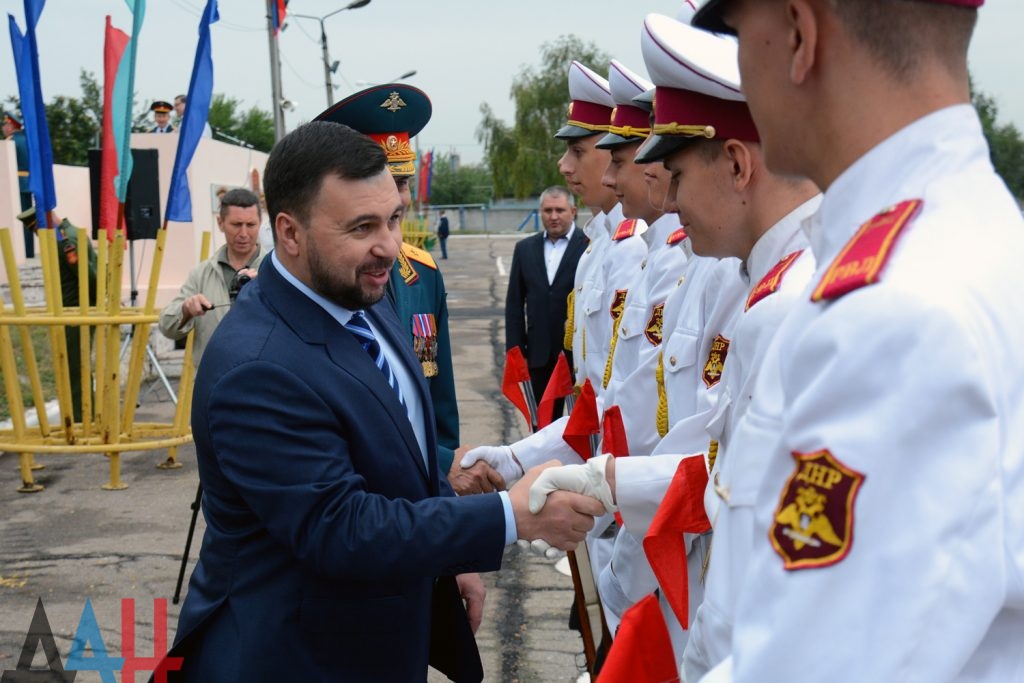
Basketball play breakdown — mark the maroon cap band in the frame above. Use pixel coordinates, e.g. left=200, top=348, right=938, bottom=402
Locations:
left=609, top=104, right=652, bottom=137
left=566, top=99, right=614, bottom=132
left=653, top=86, right=759, bottom=143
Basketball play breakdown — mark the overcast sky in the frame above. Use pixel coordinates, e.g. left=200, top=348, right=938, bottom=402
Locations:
left=3, top=0, right=1021, bottom=166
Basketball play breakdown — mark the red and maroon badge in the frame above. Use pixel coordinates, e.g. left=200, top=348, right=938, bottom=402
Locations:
left=644, top=303, right=665, bottom=346
left=609, top=289, right=628, bottom=322
left=769, top=449, right=865, bottom=570
left=812, top=199, right=922, bottom=302
left=701, top=334, right=730, bottom=388
left=746, top=249, right=804, bottom=311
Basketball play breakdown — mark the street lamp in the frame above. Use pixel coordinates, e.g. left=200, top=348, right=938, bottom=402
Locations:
left=291, top=0, right=373, bottom=109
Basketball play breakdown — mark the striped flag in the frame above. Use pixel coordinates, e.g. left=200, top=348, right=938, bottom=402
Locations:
left=7, top=0, right=57, bottom=228
left=99, top=16, right=129, bottom=241
left=271, top=0, right=287, bottom=34
left=165, top=0, right=219, bottom=223
left=112, top=0, right=146, bottom=207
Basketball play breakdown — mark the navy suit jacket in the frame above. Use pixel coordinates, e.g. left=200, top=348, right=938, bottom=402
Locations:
left=505, top=227, right=588, bottom=368
left=168, top=258, right=506, bottom=682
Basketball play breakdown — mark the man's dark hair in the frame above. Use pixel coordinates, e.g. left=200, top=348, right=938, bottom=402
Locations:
left=832, top=0, right=977, bottom=82
left=175, top=94, right=187, bottom=104
left=219, top=188, right=261, bottom=219
left=263, top=121, right=387, bottom=228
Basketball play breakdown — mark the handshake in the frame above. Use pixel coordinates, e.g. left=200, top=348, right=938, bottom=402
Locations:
left=455, top=446, right=618, bottom=552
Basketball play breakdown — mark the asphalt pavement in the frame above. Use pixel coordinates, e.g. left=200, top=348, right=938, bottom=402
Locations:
left=0, top=234, right=589, bottom=682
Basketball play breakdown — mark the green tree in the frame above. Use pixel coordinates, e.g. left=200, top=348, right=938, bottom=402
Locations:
left=972, top=80, right=1024, bottom=199
left=429, top=153, right=493, bottom=205
left=477, top=35, right=609, bottom=199
left=207, top=94, right=274, bottom=152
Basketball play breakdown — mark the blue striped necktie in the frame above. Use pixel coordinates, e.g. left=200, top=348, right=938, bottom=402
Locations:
left=345, top=311, right=406, bottom=409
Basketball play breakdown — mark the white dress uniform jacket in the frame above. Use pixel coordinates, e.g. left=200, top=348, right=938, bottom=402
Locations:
left=683, top=196, right=820, bottom=681
left=709, top=105, right=1024, bottom=683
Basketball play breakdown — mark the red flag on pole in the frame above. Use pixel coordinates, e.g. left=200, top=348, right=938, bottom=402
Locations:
left=100, top=16, right=129, bottom=241
left=642, top=455, right=711, bottom=629
left=537, top=352, right=573, bottom=429
left=601, top=405, right=630, bottom=457
left=502, top=346, right=537, bottom=431
left=599, top=594, right=679, bottom=683
left=562, top=379, right=599, bottom=461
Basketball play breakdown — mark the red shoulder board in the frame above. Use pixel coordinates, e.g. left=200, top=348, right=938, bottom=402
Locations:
left=811, top=199, right=922, bottom=302
left=666, top=228, right=687, bottom=246
left=769, top=449, right=865, bottom=570
left=745, top=250, right=805, bottom=312
left=613, top=219, right=639, bottom=241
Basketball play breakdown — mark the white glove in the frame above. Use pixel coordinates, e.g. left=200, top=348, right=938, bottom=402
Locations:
left=459, top=445, right=524, bottom=486
left=528, top=453, right=617, bottom=515
left=516, top=538, right=562, bottom=560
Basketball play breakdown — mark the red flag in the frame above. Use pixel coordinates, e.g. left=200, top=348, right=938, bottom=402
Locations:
left=601, top=405, right=630, bottom=457
left=502, top=346, right=536, bottom=431
left=562, top=379, right=599, bottom=461
left=100, top=16, right=129, bottom=241
left=599, top=594, right=679, bottom=683
left=642, top=455, right=711, bottom=629
left=537, top=352, right=573, bottom=429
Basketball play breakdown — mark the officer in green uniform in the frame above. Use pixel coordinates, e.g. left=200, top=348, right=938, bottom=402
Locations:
left=4, top=112, right=33, bottom=256
left=314, top=86, right=465, bottom=477
left=17, top=207, right=98, bottom=421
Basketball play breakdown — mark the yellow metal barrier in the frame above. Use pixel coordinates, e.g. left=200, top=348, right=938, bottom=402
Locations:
left=0, top=225, right=199, bottom=492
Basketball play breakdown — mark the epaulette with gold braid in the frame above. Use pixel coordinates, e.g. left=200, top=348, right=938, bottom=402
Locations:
left=666, top=228, right=687, bottom=246
left=401, top=242, right=438, bottom=270
left=745, top=249, right=804, bottom=311
left=811, top=199, right=921, bottom=302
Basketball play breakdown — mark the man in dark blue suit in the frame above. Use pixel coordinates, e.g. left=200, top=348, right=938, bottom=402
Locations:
left=506, top=186, right=588, bottom=405
left=167, top=122, right=603, bottom=682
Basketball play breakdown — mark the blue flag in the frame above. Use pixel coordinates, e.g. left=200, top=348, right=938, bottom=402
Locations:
left=113, top=0, right=146, bottom=205
left=165, top=0, right=218, bottom=223
left=8, top=0, right=57, bottom=228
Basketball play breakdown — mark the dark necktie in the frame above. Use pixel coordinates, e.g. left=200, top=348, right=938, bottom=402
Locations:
left=345, top=311, right=406, bottom=409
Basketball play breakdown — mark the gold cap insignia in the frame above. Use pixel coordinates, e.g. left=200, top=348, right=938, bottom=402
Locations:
left=380, top=91, right=407, bottom=113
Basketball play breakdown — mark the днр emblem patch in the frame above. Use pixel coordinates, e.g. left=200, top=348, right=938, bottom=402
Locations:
left=702, top=334, right=729, bottom=388
left=644, top=303, right=665, bottom=346
left=769, top=449, right=865, bottom=570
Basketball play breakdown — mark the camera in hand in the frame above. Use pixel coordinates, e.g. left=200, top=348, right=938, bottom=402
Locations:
left=228, top=272, right=252, bottom=303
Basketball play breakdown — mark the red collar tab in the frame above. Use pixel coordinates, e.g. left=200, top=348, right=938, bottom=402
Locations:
left=666, top=227, right=688, bottom=246
left=613, top=218, right=639, bottom=241
left=811, top=199, right=922, bottom=302
left=746, top=249, right=804, bottom=311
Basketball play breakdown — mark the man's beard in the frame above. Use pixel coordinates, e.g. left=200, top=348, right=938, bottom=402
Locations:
left=307, top=239, right=393, bottom=310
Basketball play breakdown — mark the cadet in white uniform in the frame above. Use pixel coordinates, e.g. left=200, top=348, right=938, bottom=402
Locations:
left=686, top=0, right=1024, bottom=681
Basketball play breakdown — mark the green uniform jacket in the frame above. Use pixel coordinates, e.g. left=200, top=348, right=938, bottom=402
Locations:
left=388, top=243, right=459, bottom=474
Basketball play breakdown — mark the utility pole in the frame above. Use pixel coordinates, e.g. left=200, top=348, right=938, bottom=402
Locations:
left=265, top=0, right=285, bottom=141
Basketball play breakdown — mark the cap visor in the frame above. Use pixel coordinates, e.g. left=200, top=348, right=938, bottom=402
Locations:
left=554, top=124, right=603, bottom=140
left=633, top=134, right=690, bottom=164
left=631, top=89, right=655, bottom=113
left=692, top=0, right=737, bottom=35
left=595, top=132, right=642, bottom=149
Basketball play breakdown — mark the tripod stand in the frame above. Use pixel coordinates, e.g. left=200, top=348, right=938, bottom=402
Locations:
left=119, top=239, right=177, bottom=405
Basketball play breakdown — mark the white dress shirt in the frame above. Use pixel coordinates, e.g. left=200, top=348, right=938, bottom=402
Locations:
left=543, top=224, right=576, bottom=284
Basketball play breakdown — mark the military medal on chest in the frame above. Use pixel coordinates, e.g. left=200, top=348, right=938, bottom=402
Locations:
left=412, top=313, right=438, bottom=377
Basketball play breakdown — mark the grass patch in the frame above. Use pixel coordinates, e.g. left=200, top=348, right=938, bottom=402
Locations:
left=0, top=325, right=55, bottom=422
